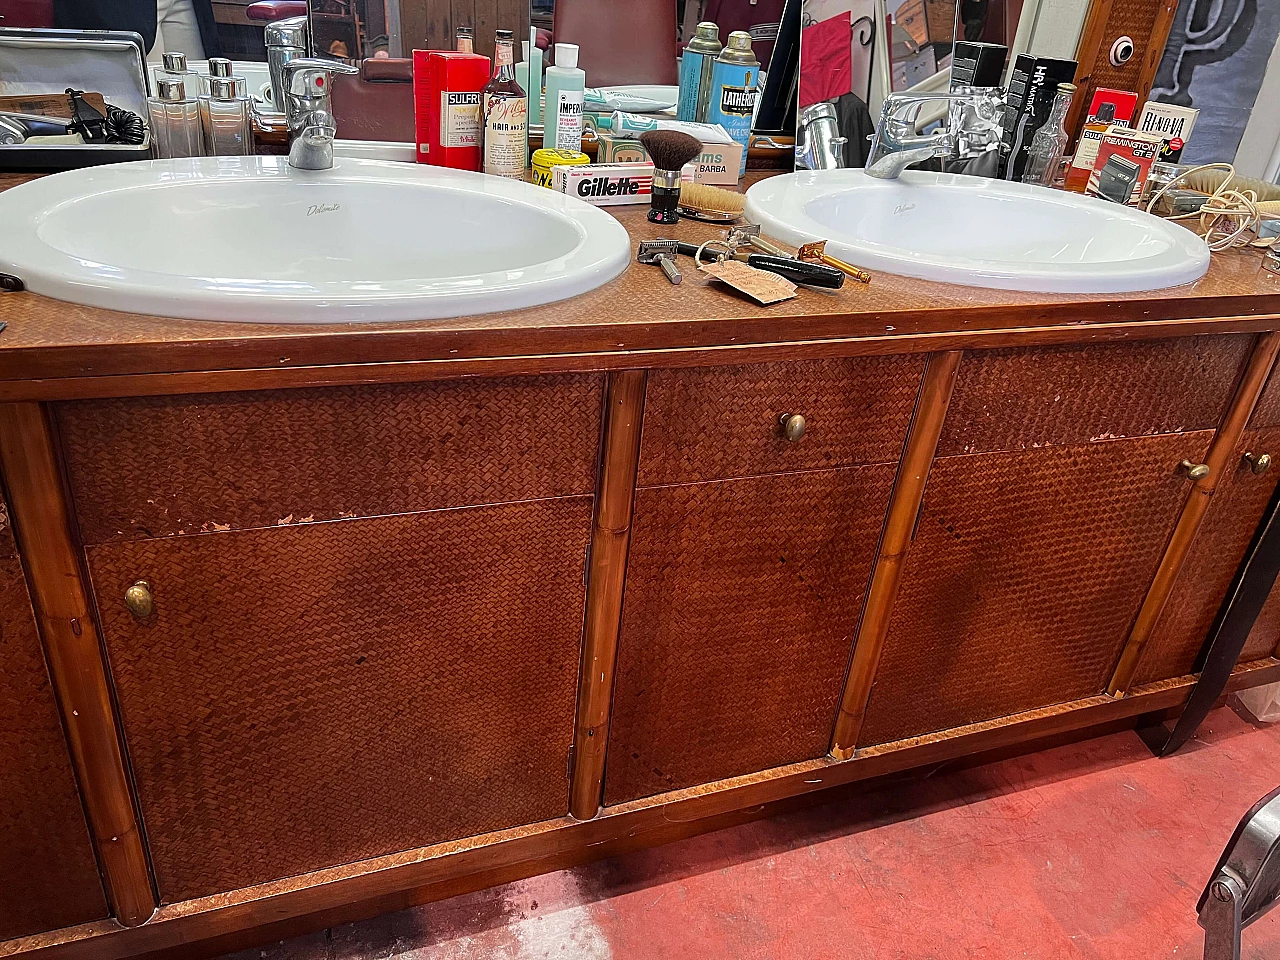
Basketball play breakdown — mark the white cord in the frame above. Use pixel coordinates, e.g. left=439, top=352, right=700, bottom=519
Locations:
left=1143, top=162, right=1279, bottom=252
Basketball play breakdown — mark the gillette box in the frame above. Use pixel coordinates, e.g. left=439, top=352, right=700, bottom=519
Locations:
left=551, top=162, right=695, bottom=206
left=413, top=49, right=490, bottom=170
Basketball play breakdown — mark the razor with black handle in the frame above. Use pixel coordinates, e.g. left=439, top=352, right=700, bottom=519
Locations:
left=659, top=240, right=845, bottom=289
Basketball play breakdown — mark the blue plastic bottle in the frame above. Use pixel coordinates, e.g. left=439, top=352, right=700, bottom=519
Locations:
left=704, top=31, right=759, bottom=179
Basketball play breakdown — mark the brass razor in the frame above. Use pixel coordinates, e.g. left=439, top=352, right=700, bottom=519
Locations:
left=798, top=241, right=871, bottom=284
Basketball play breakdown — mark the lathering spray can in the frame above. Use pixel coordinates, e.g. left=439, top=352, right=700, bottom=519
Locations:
left=704, top=31, right=758, bottom=179
left=677, top=22, right=722, bottom=122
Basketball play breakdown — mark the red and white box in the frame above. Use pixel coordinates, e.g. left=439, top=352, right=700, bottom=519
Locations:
left=413, top=49, right=490, bottom=170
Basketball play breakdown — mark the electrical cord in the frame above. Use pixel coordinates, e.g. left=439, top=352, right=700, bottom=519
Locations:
left=104, top=104, right=146, bottom=145
left=1144, top=162, right=1280, bottom=252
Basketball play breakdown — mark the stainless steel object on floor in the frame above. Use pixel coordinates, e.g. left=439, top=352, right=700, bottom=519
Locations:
left=794, top=102, right=847, bottom=171
left=280, top=58, right=359, bottom=170
left=866, top=87, right=1004, bottom=180
left=1199, top=786, right=1280, bottom=960
left=265, top=16, right=309, bottom=111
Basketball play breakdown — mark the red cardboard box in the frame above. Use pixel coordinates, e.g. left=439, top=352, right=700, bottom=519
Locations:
left=413, top=49, right=490, bottom=170
left=1084, top=87, right=1138, bottom=124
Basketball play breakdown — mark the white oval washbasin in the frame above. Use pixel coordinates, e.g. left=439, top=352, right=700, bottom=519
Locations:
left=0, top=155, right=631, bottom=323
left=744, top=169, right=1211, bottom=294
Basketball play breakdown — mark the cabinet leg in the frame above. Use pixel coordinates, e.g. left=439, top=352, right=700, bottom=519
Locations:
left=569, top=371, right=647, bottom=820
left=0, top=402, right=156, bottom=927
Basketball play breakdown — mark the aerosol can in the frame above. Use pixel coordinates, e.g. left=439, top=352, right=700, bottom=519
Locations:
left=704, top=31, right=759, bottom=179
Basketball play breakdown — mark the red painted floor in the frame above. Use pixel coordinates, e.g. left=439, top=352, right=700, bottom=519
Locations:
left=225, top=703, right=1280, bottom=960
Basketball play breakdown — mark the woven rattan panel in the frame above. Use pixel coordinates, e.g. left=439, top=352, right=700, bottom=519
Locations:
left=0, top=552, right=109, bottom=938
left=1081, top=0, right=1167, bottom=102
left=1137, top=426, right=1280, bottom=683
left=859, top=431, right=1213, bottom=748
left=637, top=355, right=925, bottom=486
left=937, top=336, right=1248, bottom=458
left=1251, top=367, right=1280, bottom=429
left=604, top=463, right=896, bottom=806
left=89, top=498, right=591, bottom=903
left=57, top=374, right=603, bottom=544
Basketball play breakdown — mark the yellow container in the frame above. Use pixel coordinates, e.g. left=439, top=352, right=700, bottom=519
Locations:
left=531, top=148, right=590, bottom=188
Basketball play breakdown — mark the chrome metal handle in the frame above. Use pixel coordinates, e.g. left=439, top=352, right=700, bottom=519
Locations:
left=124, top=580, right=154, bottom=619
left=780, top=413, right=807, bottom=442
left=282, top=57, right=359, bottom=99
left=1181, top=460, right=1211, bottom=481
left=1244, top=452, right=1273, bottom=475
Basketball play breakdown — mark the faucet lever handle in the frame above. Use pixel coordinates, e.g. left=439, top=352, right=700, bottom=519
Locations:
left=281, top=58, right=359, bottom=99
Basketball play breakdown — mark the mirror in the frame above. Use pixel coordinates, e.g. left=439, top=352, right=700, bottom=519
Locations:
left=310, top=0, right=404, bottom=60
left=797, top=0, right=1063, bottom=170
left=305, top=0, right=798, bottom=159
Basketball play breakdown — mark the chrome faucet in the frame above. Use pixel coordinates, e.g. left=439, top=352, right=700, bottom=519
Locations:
left=280, top=58, right=359, bottom=170
left=865, top=87, right=1004, bottom=180
left=795, top=102, right=848, bottom=171
left=264, top=16, right=309, bottom=112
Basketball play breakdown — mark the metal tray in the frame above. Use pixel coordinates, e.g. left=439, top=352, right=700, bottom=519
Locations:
left=0, top=27, right=152, bottom=170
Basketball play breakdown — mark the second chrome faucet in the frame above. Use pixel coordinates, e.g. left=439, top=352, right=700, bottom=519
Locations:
left=865, top=88, right=1004, bottom=179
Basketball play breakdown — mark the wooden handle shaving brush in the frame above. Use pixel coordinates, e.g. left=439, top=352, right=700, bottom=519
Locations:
left=638, top=130, right=704, bottom=225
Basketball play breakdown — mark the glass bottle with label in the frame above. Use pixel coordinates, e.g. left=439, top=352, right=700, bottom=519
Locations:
left=481, top=28, right=528, bottom=178
left=455, top=26, right=473, bottom=53
left=1022, top=82, right=1076, bottom=188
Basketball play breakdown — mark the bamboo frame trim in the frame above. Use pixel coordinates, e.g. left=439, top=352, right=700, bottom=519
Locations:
left=829, top=350, right=964, bottom=759
left=569, top=371, right=647, bottom=820
left=1108, top=331, right=1280, bottom=696
left=0, top=403, right=157, bottom=927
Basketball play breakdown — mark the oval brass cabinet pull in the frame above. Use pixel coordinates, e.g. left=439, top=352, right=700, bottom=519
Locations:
left=1180, top=460, right=1211, bottom=481
left=1244, top=451, right=1273, bottom=475
left=124, top=580, right=154, bottom=619
left=780, top=413, right=807, bottom=442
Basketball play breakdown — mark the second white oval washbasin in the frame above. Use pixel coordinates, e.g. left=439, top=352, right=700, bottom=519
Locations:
left=744, top=169, right=1211, bottom=294
left=0, top=155, right=631, bottom=323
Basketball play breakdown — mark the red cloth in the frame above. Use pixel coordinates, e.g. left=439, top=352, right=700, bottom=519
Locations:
left=799, top=12, right=854, bottom=109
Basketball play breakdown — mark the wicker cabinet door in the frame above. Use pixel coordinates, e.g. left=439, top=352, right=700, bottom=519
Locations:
left=858, top=431, right=1213, bottom=748
left=1135, top=425, right=1280, bottom=683
left=603, top=463, right=898, bottom=805
left=88, top=498, right=592, bottom=903
left=0, top=507, right=108, bottom=939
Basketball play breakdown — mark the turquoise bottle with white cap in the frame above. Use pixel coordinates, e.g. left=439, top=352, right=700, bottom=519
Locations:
left=704, top=30, right=758, bottom=179
left=544, top=43, right=586, bottom=153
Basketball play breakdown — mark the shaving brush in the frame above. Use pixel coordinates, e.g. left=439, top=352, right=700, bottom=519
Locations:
left=639, top=130, right=703, bottom=225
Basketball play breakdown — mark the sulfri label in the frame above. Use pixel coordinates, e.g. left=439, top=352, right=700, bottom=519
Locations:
left=440, top=91, right=481, bottom=148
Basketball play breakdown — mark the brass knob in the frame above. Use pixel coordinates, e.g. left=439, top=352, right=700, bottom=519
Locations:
left=780, top=413, right=807, bottom=442
left=124, top=581, right=153, bottom=619
left=1244, top=452, right=1273, bottom=475
left=1180, top=460, right=1211, bottom=481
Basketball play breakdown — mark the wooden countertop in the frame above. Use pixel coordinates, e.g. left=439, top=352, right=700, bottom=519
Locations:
left=2, top=169, right=1280, bottom=399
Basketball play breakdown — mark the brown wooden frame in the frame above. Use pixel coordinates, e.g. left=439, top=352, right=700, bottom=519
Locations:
left=0, top=404, right=156, bottom=928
